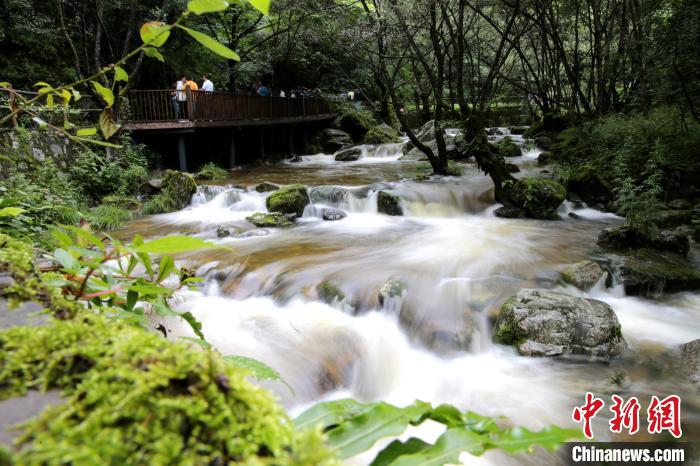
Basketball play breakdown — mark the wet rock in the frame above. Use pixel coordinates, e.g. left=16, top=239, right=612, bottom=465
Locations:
left=364, top=123, right=402, bottom=144
left=414, top=173, right=431, bottom=181
left=0, top=273, right=15, bottom=288
left=317, top=282, right=345, bottom=305
left=401, top=120, right=464, bottom=160
left=403, top=120, right=438, bottom=154
left=216, top=226, right=232, bottom=238
left=235, top=229, right=270, bottom=238
left=377, top=191, right=403, bottom=216
left=668, top=199, right=692, bottom=210
left=509, top=126, right=528, bottom=135
left=680, top=339, right=700, bottom=384
left=509, top=177, right=566, bottom=220
left=0, top=390, right=64, bottom=445
left=334, top=147, right=362, bottom=162
left=309, top=186, right=348, bottom=204
left=378, top=279, right=406, bottom=306
left=254, top=182, right=280, bottom=193
left=598, top=225, right=690, bottom=257
left=288, top=155, right=303, bottom=163
left=567, top=165, right=613, bottom=206
left=506, top=162, right=520, bottom=173
left=321, top=208, right=347, bottom=221
left=147, top=178, right=163, bottom=190
left=561, top=260, right=605, bottom=290
left=534, top=136, right=554, bottom=150
left=492, top=136, right=521, bottom=158
left=537, top=151, right=555, bottom=166
left=265, top=184, right=310, bottom=216
left=493, top=289, right=627, bottom=360
left=606, top=249, right=700, bottom=297
left=245, top=212, right=292, bottom=228
left=401, top=308, right=477, bottom=354
left=337, top=110, right=371, bottom=142
left=494, top=206, right=528, bottom=219
left=320, top=128, right=352, bottom=153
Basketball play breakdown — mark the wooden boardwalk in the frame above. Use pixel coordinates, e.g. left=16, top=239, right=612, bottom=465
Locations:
left=124, top=90, right=335, bottom=131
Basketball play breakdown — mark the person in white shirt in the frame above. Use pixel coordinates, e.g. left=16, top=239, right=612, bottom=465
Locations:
left=201, top=75, right=214, bottom=92
left=279, top=89, right=286, bottom=98
left=175, top=76, right=187, bottom=119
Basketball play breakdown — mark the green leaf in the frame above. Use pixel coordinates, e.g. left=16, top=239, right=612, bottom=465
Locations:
left=129, top=283, right=173, bottom=296
left=62, top=225, right=105, bottom=251
left=326, top=401, right=433, bottom=459
left=0, top=207, right=25, bottom=217
left=71, top=89, right=82, bottom=102
left=491, top=426, right=582, bottom=453
left=91, top=81, right=114, bottom=107
left=178, top=26, right=240, bottom=61
left=156, top=256, right=175, bottom=283
left=140, top=21, right=171, bottom=47
left=370, top=438, right=432, bottom=466
left=179, top=336, right=212, bottom=349
left=246, top=0, right=270, bottom=15
left=114, top=66, right=129, bottom=83
left=126, top=290, right=138, bottom=312
left=143, top=47, right=165, bottom=62
left=32, top=117, right=48, bottom=128
left=294, top=398, right=373, bottom=431
left=76, top=127, right=97, bottom=137
left=134, top=235, right=219, bottom=255
left=223, top=355, right=293, bottom=393
left=386, top=428, right=486, bottom=466
left=53, top=248, right=79, bottom=271
left=188, top=0, right=229, bottom=14
left=51, top=229, right=74, bottom=247
left=179, top=311, right=204, bottom=339
left=0, top=81, right=10, bottom=88
left=99, top=109, right=121, bottom=139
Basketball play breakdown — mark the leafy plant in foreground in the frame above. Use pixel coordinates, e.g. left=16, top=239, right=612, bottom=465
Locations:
left=295, top=399, right=582, bottom=465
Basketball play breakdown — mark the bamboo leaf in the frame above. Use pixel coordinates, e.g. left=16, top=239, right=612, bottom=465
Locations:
left=294, top=399, right=373, bottom=431
left=188, top=0, right=229, bottom=14
left=178, top=26, right=240, bottom=61
left=140, top=21, right=171, bottom=47
left=490, top=426, right=582, bottom=453
left=246, top=0, right=270, bottom=15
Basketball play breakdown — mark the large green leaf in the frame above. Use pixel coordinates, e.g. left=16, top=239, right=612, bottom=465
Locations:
left=326, top=401, right=432, bottom=459
left=188, top=0, right=229, bottom=14
left=99, top=109, right=121, bottom=139
left=370, top=438, right=432, bottom=466
left=0, top=207, right=25, bottom=217
left=91, top=81, right=114, bottom=107
left=140, top=21, right=171, bottom=47
left=144, top=47, right=165, bottom=62
left=134, top=236, right=217, bottom=255
left=246, top=0, right=270, bottom=15
left=178, top=26, right=240, bottom=61
left=114, top=66, right=129, bottom=83
left=491, top=425, right=582, bottom=453
left=294, top=398, right=373, bottom=431
left=387, top=428, right=486, bottom=466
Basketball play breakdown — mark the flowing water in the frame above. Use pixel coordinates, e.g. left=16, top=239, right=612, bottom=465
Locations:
left=119, top=128, right=700, bottom=464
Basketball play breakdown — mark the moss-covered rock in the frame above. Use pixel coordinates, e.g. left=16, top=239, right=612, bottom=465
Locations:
left=317, top=282, right=345, bottom=305
left=598, top=225, right=690, bottom=257
left=377, top=191, right=403, bottom=216
left=337, top=108, right=372, bottom=142
left=492, top=137, right=521, bottom=158
left=567, top=164, right=613, bottom=206
left=141, top=170, right=197, bottom=215
left=537, top=151, right=556, bottom=166
left=246, top=212, right=293, bottom=228
left=534, top=136, right=554, bottom=150
left=319, top=129, right=352, bottom=153
left=265, top=184, right=310, bottom=217
left=493, top=289, right=626, bottom=360
left=378, top=279, right=406, bottom=306
left=607, top=249, right=700, bottom=297
left=334, top=147, right=362, bottom=162
left=561, top=260, right=605, bottom=290
left=509, top=177, right=566, bottom=220
left=364, top=123, right=402, bottom=144
left=0, top=314, right=336, bottom=465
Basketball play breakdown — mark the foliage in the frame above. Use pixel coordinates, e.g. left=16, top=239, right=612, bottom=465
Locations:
left=295, top=399, right=582, bottom=464
left=86, top=205, right=132, bottom=231
left=0, top=313, right=336, bottom=466
left=141, top=170, right=197, bottom=215
left=195, top=162, right=229, bottom=180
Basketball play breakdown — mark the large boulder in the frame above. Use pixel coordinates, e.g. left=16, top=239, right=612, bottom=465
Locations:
left=141, top=170, right=197, bottom=215
left=320, top=128, right=352, bottom=153
left=493, top=289, right=627, bottom=360
left=400, top=307, right=478, bottom=354
left=537, top=151, right=556, bottom=166
left=598, top=225, right=690, bottom=257
left=606, top=249, right=700, bottom=297
left=561, top=260, right=606, bottom=290
left=491, top=137, right=521, bottom=158
left=567, top=165, right=613, bottom=206
left=321, top=208, right=347, bottom=221
left=334, top=147, right=363, bottom=162
left=337, top=109, right=371, bottom=142
left=680, top=339, right=700, bottom=384
left=364, top=123, right=402, bottom=144
left=245, top=212, right=292, bottom=228
left=265, top=184, right=310, bottom=216
left=309, top=186, right=349, bottom=204
left=377, top=191, right=403, bottom=216
left=254, top=182, right=280, bottom=193
left=509, top=178, right=566, bottom=220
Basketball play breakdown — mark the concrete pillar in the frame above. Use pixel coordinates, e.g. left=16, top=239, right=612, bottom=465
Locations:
left=302, top=124, right=309, bottom=154
left=259, top=126, right=265, bottom=158
left=177, top=134, right=187, bottom=172
left=288, top=125, right=295, bottom=155
left=228, top=129, right=236, bottom=168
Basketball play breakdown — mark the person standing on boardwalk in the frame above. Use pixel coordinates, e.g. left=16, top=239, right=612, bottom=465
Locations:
left=201, top=75, right=214, bottom=92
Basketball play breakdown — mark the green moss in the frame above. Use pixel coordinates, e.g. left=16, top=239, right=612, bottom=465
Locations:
left=493, top=298, right=527, bottom=346
left=0, top=314, right=336, bottom=465
left=265, top=184, right=310, bottom=217
left=493, top=137, right=521, bottom=158
left=317, top=282, right=345, bottom=304
left=142, top=171, right=197, bottom=215
left=510, top=177, right=566, bottom=220
left=364, top=124, right=402, bottom=144
left=246, top=212, right=293, bottom=228
left=195, top=162, right=229, bottom=181
left=0, top=233, right=78, bottom=319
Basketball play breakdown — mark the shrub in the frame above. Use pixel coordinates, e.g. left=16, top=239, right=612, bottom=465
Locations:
left=86, top=205, right=131, bottom=231
left=195, top=162, right=229, bottom=180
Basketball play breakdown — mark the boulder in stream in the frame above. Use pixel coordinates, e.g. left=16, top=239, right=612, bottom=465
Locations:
left=492, top=136, right=521, bottom=158
left=334, top=147, right=362, bottom=162
left=680, top=339, right=700, bottom=384
left=567, top=164, right=613, bottom=206
left=317, top=282, right=346, bottom=305
left=364, top=123, right=402, bottom=144
left=254, top=181, right=280, bottom=193
left=377, top=191, right=403, bottom=216
left=534, top=136, right=554, bottom=150
left=560, top=260, right=606, bottom=290
left=537, top=151, right=556, bottom=166
left=245, top=212, right=293, bottom=228
left=509, top=177, right=566, bottom=220
left=606, top=249, right=700, bottom=297
left=265, top=184, right=310, bottom=216
left=400, top=120, right=464, bottom=161
left=309, top=186, right=348, bottom=204
left=598, top=225, right=690, bottom=257
left=378, top=279, right=406, bottom=306
left=320, top=128, right=352, bottom=153
left=493, top=288, right=627, bottom=360
left=141, top=170, right=197, bottom=214
left=321, top=208, right=347, bottom=221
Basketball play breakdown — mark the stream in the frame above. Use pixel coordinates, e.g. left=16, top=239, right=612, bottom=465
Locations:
left=118, top=129, right=700, bottom=465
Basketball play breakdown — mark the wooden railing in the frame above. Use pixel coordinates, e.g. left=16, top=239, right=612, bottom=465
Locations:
left=126, top=90, right=333, bottom=123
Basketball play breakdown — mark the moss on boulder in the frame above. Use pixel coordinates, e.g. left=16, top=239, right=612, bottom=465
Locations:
left=141, top=170, right=197, bottom=215
left=246, top=212, right=293, bottom=228
left=607, top=249, right=700, bottom=297
left=492, top=137, right=521, bottom=158
left=265, top=184, right=310, bottom=217
left=317, top=282, right=345, bottom=305
left=364, top=123, right=402, bottom=144
left=337, top=108, right=372, bottom=142
left=509, top=177, right=566, bottom=220
left=377, top=191, right=403, bottom=216
left=567, top=164, right=613, bottom=206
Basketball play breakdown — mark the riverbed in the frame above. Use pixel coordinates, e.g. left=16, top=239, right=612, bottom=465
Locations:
left=118, top=129, right=700, bottom=465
